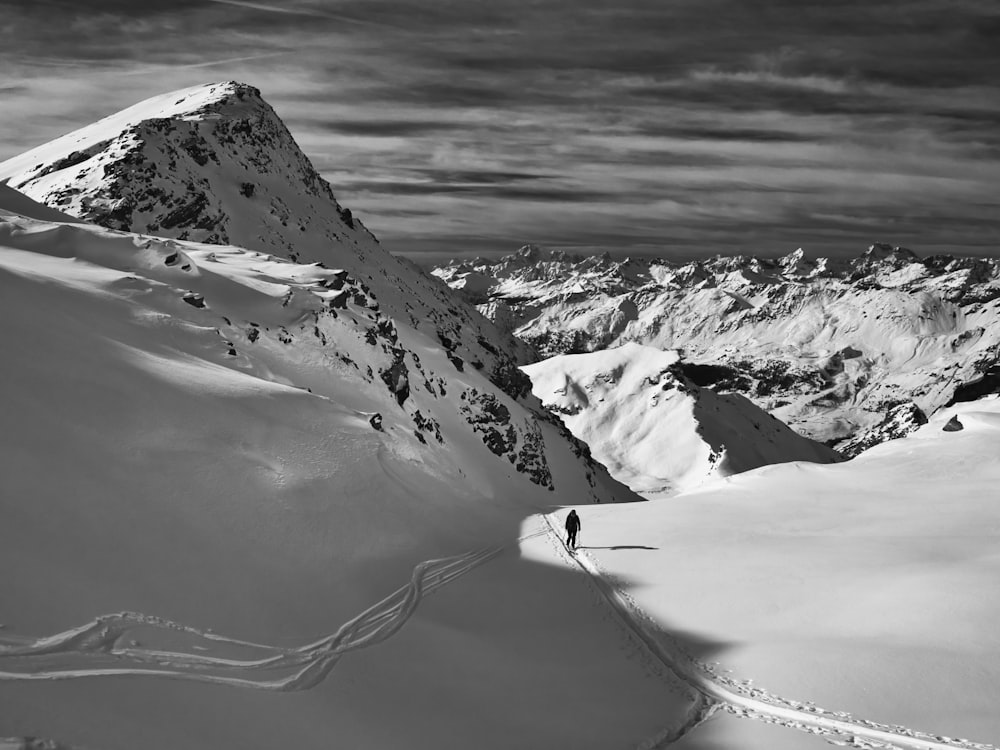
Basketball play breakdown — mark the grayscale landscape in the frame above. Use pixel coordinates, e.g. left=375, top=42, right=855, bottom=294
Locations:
left=2, top=3, right=999, bottom=749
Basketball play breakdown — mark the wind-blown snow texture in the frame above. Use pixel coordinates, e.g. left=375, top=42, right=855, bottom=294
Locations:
left=435, top=245, right=1000, bottom=453
left=524, top=343, right=837, bottom=497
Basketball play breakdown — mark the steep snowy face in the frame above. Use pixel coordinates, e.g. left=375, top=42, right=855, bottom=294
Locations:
left=0, top=197, right=648, bottom=750
left=0, top=81, right=534, bottom=398
left=522, top=343, right=838, bottom=498
left=0, top=202, right=630, bottom=511
left=435, top=246, right=1000, bottom=452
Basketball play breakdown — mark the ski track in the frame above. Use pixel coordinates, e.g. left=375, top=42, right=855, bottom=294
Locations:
left=0, top=534, right=549, bottom=690
left=538, top=513, right=719, bottom=750
left=541, top=513, right=998, bottom=750
left=6, top=515, right=994, bottom=750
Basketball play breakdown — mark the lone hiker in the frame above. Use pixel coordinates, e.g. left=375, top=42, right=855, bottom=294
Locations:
left=565, top=510, right=581, bottom=550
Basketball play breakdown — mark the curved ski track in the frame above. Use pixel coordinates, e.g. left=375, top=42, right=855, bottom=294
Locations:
left=0, top=540, right=525, bottom=690
left=3, top=516, right=995, bottom=750
left=541, top=513, right=997, bottom=750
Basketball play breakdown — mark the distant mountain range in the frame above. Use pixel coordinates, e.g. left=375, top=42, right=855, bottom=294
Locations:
left=434, top=243, right=1000, bottom=454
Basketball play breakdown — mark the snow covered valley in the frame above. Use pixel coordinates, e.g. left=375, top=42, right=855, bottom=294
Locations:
left=2, top=82, right=999, bottom=749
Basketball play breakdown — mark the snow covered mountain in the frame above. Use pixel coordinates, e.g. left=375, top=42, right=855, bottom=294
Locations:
left=435, top=244, right=1000, bottom=453
left=0, top=186, right=645, bottom=748
left=3, top=82, right=1000, bottom=750
left=523, top=343, right=838, bottom=498
left=0, top=81, right=534, bottom=399
left=0, top=192, right=625, bottom=506
left=0, top=87, right=652, bottom=745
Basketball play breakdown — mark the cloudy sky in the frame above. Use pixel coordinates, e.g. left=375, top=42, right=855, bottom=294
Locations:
left=2, top=0, right=999, bottom=262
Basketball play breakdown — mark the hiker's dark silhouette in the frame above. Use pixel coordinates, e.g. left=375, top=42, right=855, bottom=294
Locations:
left=565, top=510, right=581, bottom=549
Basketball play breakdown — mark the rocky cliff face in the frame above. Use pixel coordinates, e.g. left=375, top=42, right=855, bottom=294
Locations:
left=434, top=244, right=1000, bottom=453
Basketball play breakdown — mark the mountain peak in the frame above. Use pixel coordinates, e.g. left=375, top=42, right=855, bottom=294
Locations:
left=0, top=82, right=265, bottom=182
left=0, top=82, right=542, bottom=405
left=154, top=81, right=268, bottom=121
left=135, top=80, right=265, bottom=116
left=862, top=242, right=918, bottom=262
left=0, top=80, right=362, bottom=259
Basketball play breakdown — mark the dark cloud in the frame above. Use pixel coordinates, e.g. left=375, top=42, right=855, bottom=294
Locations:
left=414, top=169, right=554, bottom=184
left=624, top=77, right=893, bottom=117
left=314, top=119, right=467, bottom=137
left=346, top=179, right=617, bottom=204
left=631, top=124, right=820, bottom=144
left=1, top=0, right=205, bottom=12
left=380, top=80, right=523, bottom=109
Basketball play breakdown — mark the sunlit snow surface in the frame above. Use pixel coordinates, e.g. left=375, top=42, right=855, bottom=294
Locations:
left=2, top=193, right=999, bottom=748
left=574, top=397, right=1000, bottom=747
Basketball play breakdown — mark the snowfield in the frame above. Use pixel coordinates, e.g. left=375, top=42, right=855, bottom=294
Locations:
left=567, top=396, right=1000, bottom=748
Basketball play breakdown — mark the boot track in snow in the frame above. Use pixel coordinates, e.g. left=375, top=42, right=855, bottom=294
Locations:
left=541, top=512, right=997, bottom=750
left=3, top=517, right=995, bottom=750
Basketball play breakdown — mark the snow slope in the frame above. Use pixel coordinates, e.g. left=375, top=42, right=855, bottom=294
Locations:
left=523, top=343, right=838, bottom=497
left=559, top=395, right=1000, bottom=748
left=435, top=245, right=1000, bottom=452
left=0, top=184, right=82, bottom=224
left=2, top=197, right=996, bottom=749
left=0, top=197, right=702, bottom=749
